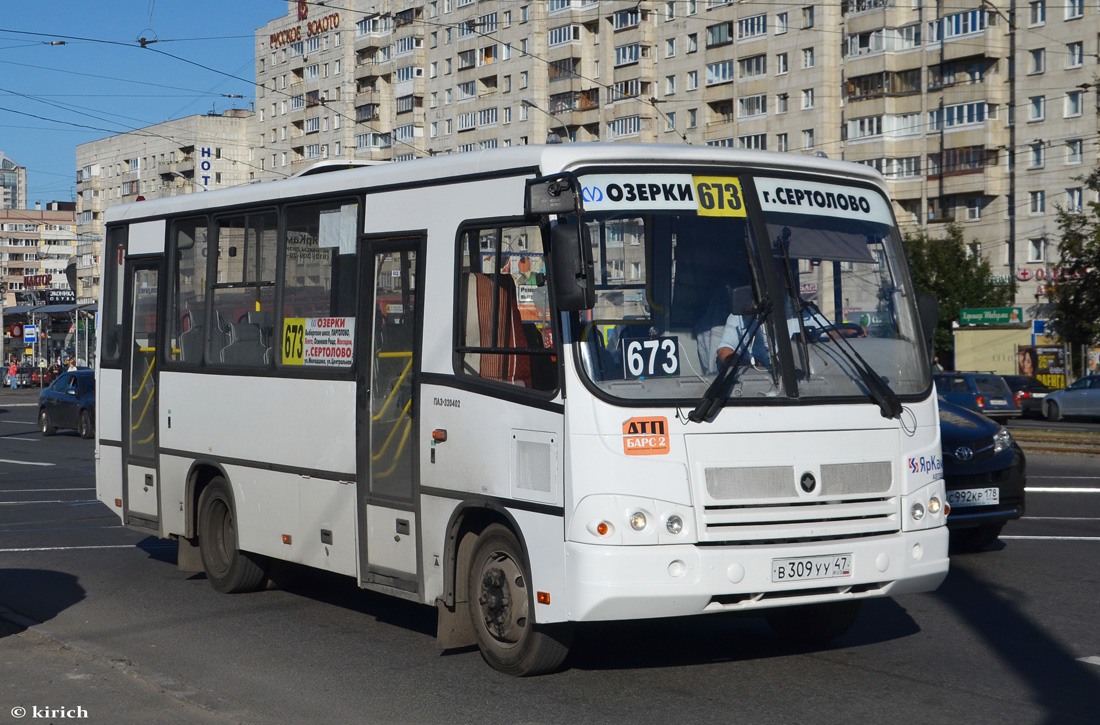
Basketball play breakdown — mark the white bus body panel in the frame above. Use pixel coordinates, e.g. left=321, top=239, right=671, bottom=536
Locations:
left=95, top=368, right=123, bottom=514
left=126, top=465, right=158, bottom=519
left=157, top=373, right=356, bottom=474
left=365, top=505, right=416, bottom=573
left=558, top=354, right=948, bottom=622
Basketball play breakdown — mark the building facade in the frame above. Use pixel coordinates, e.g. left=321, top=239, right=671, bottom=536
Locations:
left=0, top=152, right=28, bottom=211
left=0, top=205, right=77, bottom=306
left=77, top=0, right=1100, bottom=322
left=74, top=110, right=254, bottom=304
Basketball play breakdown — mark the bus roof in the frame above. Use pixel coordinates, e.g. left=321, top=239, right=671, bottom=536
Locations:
left=104, top=144, right=887, bottom=224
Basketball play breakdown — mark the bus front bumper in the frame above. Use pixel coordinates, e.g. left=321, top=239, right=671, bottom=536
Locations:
left=562, top=527, right=948, bottom=622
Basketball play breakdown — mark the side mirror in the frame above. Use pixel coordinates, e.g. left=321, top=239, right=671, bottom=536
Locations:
left=550, top=222, right=595, bottom=311
left=917, top=293, right=938, bottom=362
left=525, top=175, right=580, bottom=215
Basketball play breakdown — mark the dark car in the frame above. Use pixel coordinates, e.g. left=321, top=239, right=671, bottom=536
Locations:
left=939, top=398, right=1026, bottom=551
left=1042, top=374, right=1100, bottom=421
left=934, top=372, right=1021, bottom=419
left=1002, top=374, right=1053, bottom=418
left=38, top=370, right=96, bottom=439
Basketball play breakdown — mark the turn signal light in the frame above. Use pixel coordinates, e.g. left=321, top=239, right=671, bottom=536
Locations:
left=114, top=498, right=122, bottom=508
left=537, top=591, right=550, bottom=605
left=596, top=522, right=609, bottom=536
left=282, top=534, right=293, bottom=545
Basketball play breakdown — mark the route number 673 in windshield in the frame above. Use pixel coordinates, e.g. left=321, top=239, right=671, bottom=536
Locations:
left=623, top=336, right=680, bottom=378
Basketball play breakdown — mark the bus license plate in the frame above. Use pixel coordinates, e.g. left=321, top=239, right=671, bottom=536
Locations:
left=947, top=487, right=999, bottom=508
left=771, top=554, right=852, bottom=583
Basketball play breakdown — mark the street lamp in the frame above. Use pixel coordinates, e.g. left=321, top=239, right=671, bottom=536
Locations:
left=521, top=98, right=569, bottom=144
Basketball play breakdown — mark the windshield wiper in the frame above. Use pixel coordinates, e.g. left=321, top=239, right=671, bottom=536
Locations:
left=688, top=299, right=771, bottom=423
left=800, top=299, right=902, bottom=419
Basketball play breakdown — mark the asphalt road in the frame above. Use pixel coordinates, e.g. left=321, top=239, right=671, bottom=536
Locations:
left=2, top=389, right=1099, bottom=724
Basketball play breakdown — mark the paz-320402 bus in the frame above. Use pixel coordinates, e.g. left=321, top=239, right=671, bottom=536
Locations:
left=95, top=144, right=948, bottom=675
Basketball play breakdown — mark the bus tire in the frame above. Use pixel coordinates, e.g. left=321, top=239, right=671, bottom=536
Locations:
left=467, top=524, right=572, bottom=676
left=78, top=411, right=94, bottom=439
left=39, top=409, right=56, bottom=436
left=765, top=600, right=862, bottom=645
left=197, top=477, right=268, bottom=594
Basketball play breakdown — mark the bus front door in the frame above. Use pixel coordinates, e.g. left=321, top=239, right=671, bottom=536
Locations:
left=358, top=239, right=422, bottom=592
left=122, top=264, right=160, bottom=528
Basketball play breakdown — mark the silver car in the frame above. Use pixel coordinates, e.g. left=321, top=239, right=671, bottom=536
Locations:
left=1044, top=375, right=1100, bottom=421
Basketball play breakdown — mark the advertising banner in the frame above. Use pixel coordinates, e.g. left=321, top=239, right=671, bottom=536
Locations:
left=1018, top=345, right=1067, bottom=389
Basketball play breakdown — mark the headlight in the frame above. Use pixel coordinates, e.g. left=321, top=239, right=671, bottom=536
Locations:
left=993, top=426, right=1014, bottom=454
left=630, top=512, right=647, bottom=531
left=911, top=502, right=925, bottom=521
left=666, top=515, right=684, bottom=535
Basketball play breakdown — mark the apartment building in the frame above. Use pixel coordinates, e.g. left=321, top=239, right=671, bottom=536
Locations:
left=0, top=205, right=76, bottom=308
left=0, top=152, right=28, bottom=211
left=74, top=110, right=254, bottom=303
left=74, top=0, right=1097, bottom=321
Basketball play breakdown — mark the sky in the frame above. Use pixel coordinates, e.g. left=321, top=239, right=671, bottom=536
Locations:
left=0, top=1, right=287, bottom=206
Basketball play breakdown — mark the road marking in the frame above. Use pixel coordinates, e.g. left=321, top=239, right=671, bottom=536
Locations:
left=1079, top=656, right=1100, bottom=667
left=0, top=403, right=39, bottom=407
left=1024, top=516, right=1100, bottom=521
left=0, top=437, right=40, bottom=442
left=1030, top=476, right=1100, bottom=480
left=1025, top=487, right=1100, bottom=493
left=0, top=543, right=175, bottom=553
left=1001, top=536, right=1100, bottom=542
left=0, top=458, right=52, bottom=466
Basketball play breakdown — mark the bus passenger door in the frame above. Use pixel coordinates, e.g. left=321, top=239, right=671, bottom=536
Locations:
left=357, top=238, right=423, bottom=592
left=122, top=264, right=161, bottom=528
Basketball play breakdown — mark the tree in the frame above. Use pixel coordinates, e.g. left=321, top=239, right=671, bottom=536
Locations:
left=1051, top=167, right=1100, bottom=378
left=902, top=224, right=1017, bottom=367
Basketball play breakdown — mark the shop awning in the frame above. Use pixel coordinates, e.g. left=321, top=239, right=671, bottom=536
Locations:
left=2, top=305, right=43, bottom=315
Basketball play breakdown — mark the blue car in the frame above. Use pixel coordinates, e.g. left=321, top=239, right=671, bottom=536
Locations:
left=934, top=372, right=1021, bottom=419
left=939, top=398, right=1026, bottom=551
left=39, top=369, right=96, bottom=439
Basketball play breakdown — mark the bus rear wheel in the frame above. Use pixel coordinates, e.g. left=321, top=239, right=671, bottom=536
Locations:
left=765, top=600, right=862, bottom=645
left=197, top=477, right=268, bottom=594
left=467, top=524, right=572, bottom=676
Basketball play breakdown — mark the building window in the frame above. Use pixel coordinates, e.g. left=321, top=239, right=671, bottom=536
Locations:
left=1029, top=0, right=1045, bottom=24
left=776, top=53, right=788, bottom=75
left=777, top=133, right=788, bottom=152
left=802, top=47, right=815, bottom=68
left=775, top=12, right=788, bottom=34
left=966, top=197, right=982, bottom=220
left=666, top=38, right=676, bottom=57
left=1029, top=48, right=1045, bottom=74
left=1066, top=0, right=1083, bottom=20
left=1028, top=237, right=1045, bottom=262
left=665, top=111, right=677, bottom=132
left=777, top=93, right=789, bottom=114
left=1067, top=138, right=1084, bottom=164
left=687, top=70, right=698, bottom=90
left=802, top=88, right=814, bottom=109
left=1029, top=142, right=1045, bottom=167
left=1029, top=191, right=1046, bottom=214
left=666, top=75, right=676, bottom=95
left=802, top=129, right=815, bottom=150
left=687, top=108, right=697, bottom=128
left=1067, top=187, right=1083, bottom=212
left=1061, top=42, right=1084, bottom=72
left=737, top=14, right=767, bottom=40
left=1029, top=96, right=1045, bottom=121
left=1065, top=90, right=1083, bottom=117
left=687, top=33, right=698, bottom=53
left=802, top=7, right=814, bottom=29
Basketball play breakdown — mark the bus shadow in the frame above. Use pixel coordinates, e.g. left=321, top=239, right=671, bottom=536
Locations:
left=933, top=562, right=1100, bottom=724
left=567, top=597, right=920, bottom=671
left=181, top=556, right=439, bottom=639
left=0, top=569, right=85, bottom=639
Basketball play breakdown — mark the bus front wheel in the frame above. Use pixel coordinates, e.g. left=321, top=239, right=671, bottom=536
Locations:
left=197, top=477, right=268, bottom=594
left=467, top=524, right=572, bottom=676
left=764, top=600, right=862, bottom=645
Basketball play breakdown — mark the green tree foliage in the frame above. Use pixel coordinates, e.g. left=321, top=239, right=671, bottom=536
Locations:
left=902, top=224, right=1016, bottom=365
left=1052, top=167, right=1100, bottom=377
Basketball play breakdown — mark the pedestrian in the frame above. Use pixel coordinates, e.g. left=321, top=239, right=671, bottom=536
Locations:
left=7, top=359, right=18, bottom=390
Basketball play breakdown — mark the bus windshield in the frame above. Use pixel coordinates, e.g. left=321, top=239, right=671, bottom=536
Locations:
left=572, top=172, right=929, bottom=405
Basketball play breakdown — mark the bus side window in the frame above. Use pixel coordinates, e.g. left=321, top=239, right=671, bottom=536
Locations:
left=209, top=211, right=277, bottom=368
left=167, top=218, right=209, bottom=365
left=456, top=223, right=556, bottom=392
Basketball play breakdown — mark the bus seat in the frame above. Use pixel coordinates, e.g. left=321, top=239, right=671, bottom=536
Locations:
left=178, top=322, right=205, bottom=363
left=246, top=310, right=273, bottom=344
left=220, top=323, right=269, bottom=366
left=522, top=322, right=555, bottom=391
left=470, top=272, right=531, bottom=387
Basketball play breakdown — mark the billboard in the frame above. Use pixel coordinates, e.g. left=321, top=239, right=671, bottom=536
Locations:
left=1017, top=345, right=1067, bottom=389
